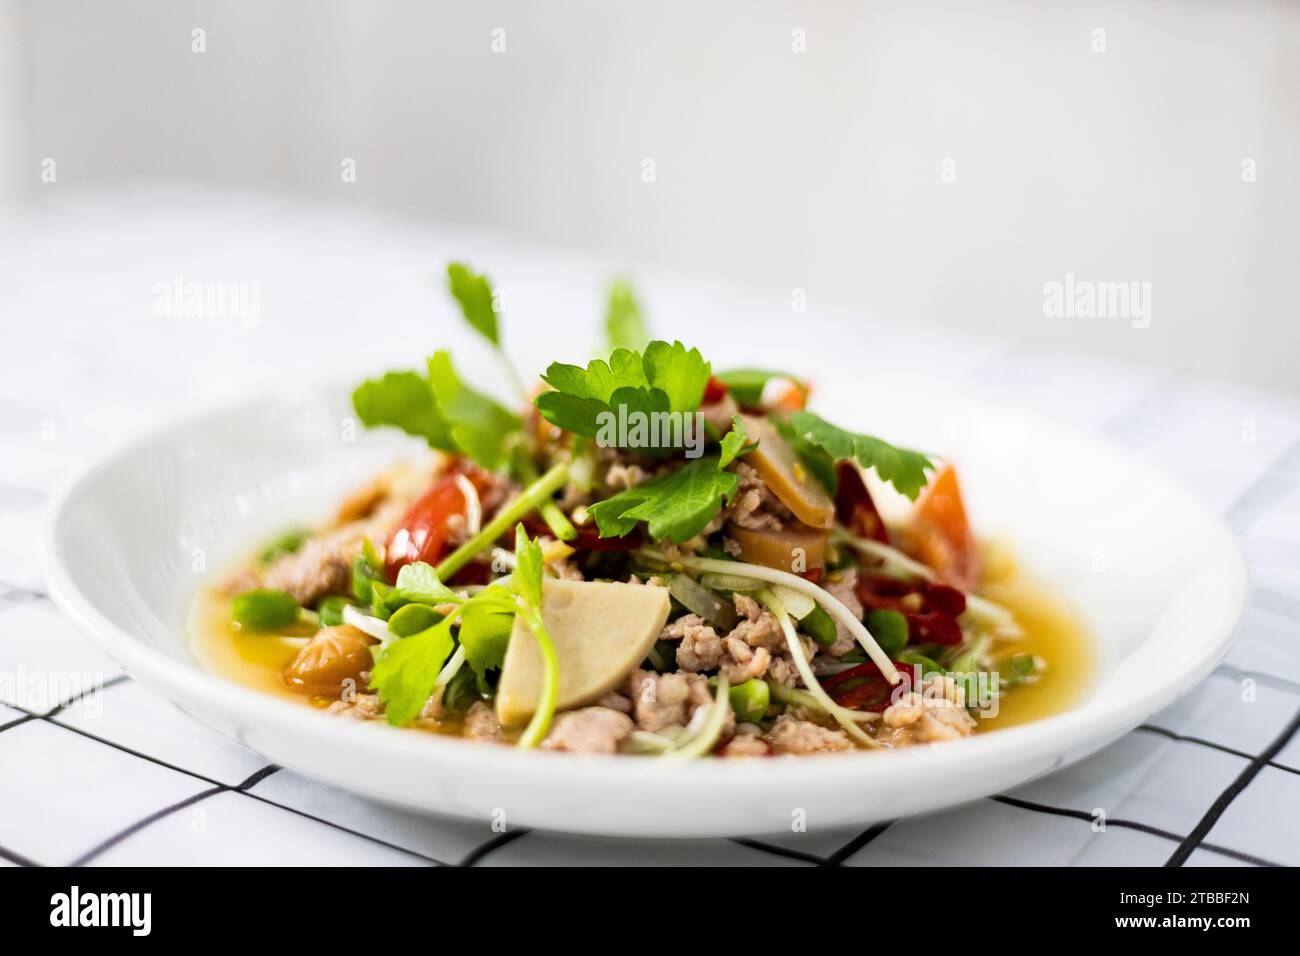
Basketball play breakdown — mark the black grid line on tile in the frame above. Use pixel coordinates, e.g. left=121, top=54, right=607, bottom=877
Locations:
left=730, top=837, right=823, bottom=865
left=821, top=820, right=895, bottom=866
left=69, top=786, right=224, bottom=867
left=459, top=828, right=530, bottom=866
left=1137, top=724, right=1300, bottom=777
left=1164, top=704, right=1300, bottom=867
left=0, top=842, right=41, bottom=868
left=991, top=796, right=1282, bottom=867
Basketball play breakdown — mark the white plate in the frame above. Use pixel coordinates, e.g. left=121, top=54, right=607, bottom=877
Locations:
left=42, top=377, right=1248, bottom=838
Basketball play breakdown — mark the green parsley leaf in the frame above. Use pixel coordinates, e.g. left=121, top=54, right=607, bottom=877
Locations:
left=535, top=341, right=710, bottom=442
left=369, top=613, right=458, bottom=726
left=587, top=455, right=739, bottom=543
left=713, top=369, right=806, bottom=407
left=457, top=591, right=515, bottom=691
left=447, top=262, right=499, bottom=348
left=392, top=561, right=459, bottom=605
left=786, top=410, right=934, bottom=500
left=718, top=415, right=752, bottom=469
left=773, top=417, right=838, bottom=495
left=427, top=350, right=521, bottom=470
left=352, top=371, right=455, bottom=451
left=511, top=524, right=544, bottom=609
left=604, top=280, right=648, bottom=352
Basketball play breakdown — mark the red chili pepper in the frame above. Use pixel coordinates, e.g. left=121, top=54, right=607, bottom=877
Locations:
left=835, top=461, right=889, bottom=545
left=798, top=567, right=824, bottom=585
left=823, top=661, right=920, bottom=711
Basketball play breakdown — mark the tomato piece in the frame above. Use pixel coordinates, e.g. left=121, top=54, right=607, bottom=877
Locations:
left=772, top=380, right=809, bottom=412
left=910, top=464, right=980, bottom=591
left=834, top=461, right=889, bottom=544
left=384, top=474, right=466, bottom=581
left=702, top=376, right=729, bottom=405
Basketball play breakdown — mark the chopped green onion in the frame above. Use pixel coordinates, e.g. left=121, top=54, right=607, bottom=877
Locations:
left=769, top=583, right=815, bottom=620
left=666, top=574, right=737, bottom=630
left=698, top=571, right=763, bottom=594
left=895, top=650, right=943, bottom=677
left=512, top=447, right=576, bottom=542
left=231, top=589, right=301, bottom=632
left=436, top=463, right=570, bottom=581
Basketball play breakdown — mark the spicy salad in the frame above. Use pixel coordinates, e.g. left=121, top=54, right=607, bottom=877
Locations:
left=203, top=263, right=1086, bottom=757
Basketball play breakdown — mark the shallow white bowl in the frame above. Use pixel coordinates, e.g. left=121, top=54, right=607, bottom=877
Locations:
left=43, top=378, right=1247, bottom=838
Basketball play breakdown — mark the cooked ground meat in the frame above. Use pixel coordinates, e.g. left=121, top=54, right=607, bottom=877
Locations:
left=765, top=714, right=854, bottom=754
left=878, top=675, right=977, bottom=746
left=725, top=462, right=795, bottom=531
left=258, top=502, right=402, bottom=606
left=720, top=637, right=771, bottom=682
left=542, top=706, right=634, bottom=754
left=719, top=731, right=772, bottom=758
left=624, top=668, right=734, bottom=739
left=822, top=567, right=864, bottom=657
left=463, top=700, right=504, bottom=742
left=327, top=693, right=383, bottom=720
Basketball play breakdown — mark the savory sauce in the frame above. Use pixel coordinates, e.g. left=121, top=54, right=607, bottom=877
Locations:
left=189, top=564, right=1093, bottom=736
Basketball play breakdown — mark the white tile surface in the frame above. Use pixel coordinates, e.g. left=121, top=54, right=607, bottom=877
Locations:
left=0, top=601, right=125, bottom=713
left=0, top=720, right=209, bottom=865
left=1202, top=767, right=1300, bottom=867
left=1149, top=671, right=1299, bottom=755
left=249, top=769, right=493, bottom=864
left=51, top=680, right=268, bottom=787
left=89, top=790, right=428, bottom=867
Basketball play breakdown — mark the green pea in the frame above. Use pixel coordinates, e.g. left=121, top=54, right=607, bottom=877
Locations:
left=799, top=605, right=838, bottom=647
left=387, top=603, right=444, bottom=638
left=258, top=528, right=310, bottom=565
left=316, top=595, right=353, bottom=627
left=866, top=608, right=909, bottom=657
left=728, top=678, right=771, bottom=724
left=231, top=589, right=300, bottom=632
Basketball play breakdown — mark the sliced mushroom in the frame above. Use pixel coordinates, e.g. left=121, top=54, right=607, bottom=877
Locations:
left=740, top=414, right=834, bottom=529
left=283, top=624, right=378, bottom=697
left=726, top=520, right=829, bottom=573
left=495, top=579, right=671, bottom=726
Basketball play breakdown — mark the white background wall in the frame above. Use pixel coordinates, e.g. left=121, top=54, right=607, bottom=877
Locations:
left=4, top=0, right=1298, bottom=392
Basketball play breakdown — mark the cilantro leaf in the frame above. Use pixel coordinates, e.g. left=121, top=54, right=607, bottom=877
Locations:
left=605, top=280, right=648, bottom=352
left=713, top=369, right=806, bottom=407
left=427, top=351, right=521, bottom=470
left=588, top=455, right=739, bottom=542
left=535, top=341, right=710, bottom=442
left=352, top=371, right=455, bottom=451
left=369, top=613, right=457, bottom=726
left=786, top=411, right=934, bottom=500
left=447, top=262, right=499, bottom=348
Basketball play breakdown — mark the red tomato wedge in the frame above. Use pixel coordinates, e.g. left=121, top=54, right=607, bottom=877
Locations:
left=383, top=464, right=495, bottom=581
left=910, top=463, right=980, bottom=591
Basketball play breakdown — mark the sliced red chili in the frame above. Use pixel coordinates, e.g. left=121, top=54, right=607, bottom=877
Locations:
left=835, top=461, right=889, bottom=544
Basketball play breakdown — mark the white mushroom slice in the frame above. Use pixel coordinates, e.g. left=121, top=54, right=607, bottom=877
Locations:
left=495, top=579, right=671, bottom=726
